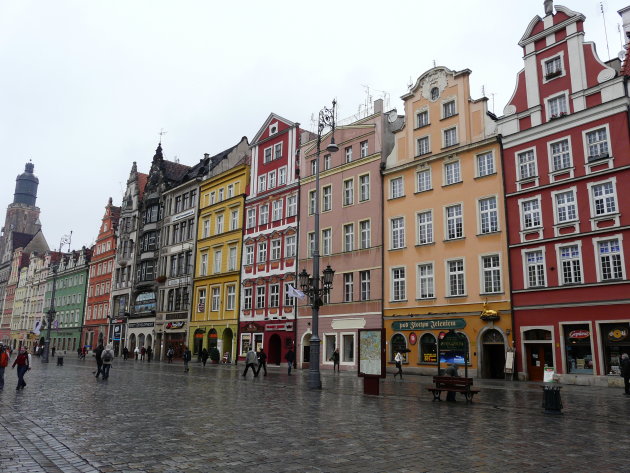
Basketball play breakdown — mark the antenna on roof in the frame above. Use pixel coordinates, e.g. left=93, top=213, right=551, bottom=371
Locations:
left=408, top=76, right=413, bottom=90
left=432, top=59, right=437, bottom=68
left=601, top=2, right=611, bottom=60
left=158, top=128, right=168, bottom=145
left=59, top=231, right=72, bottom=253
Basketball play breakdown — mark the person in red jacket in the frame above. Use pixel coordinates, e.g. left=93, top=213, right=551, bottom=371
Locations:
left=12, top=347, right=30, bottom=390
left=0, top=344, right=9, bottom=390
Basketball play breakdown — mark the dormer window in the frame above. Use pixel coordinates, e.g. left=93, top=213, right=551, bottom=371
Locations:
left=430, top=87, right=439, bottom=101
left=544, top=56, right=563, bottom=79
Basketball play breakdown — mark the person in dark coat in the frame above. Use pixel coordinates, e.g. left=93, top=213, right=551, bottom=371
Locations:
left=285, top=348, right=295, bottom=375
left=122, top=347, right=129, bottom=360
left=256, top=348, right=268, bottom=376
left=445, top=363, right=459, bottom=402
left=94, top=343, right=104, bottom=378
left=146, top=346, right=152, bottom=363
left=183, top=346, right=192, bottom=372
left=621, top=353, right=630, bottom=395
left=330, top=348, right=340, bottom=372
left=201, top=348, right=209, bottom=367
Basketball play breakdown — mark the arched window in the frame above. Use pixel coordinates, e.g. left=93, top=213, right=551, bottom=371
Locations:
left=420, top=333, right=437, bottom=363
left=391, top=333, right=407, bottom=361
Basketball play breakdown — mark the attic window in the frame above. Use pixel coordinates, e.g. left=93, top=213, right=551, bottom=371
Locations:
left=269, top=123, right=278, bottom=135
left=430, top=87, right=439, bottom=101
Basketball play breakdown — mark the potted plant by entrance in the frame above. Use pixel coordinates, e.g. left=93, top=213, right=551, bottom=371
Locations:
left=209, top=347, right=220, bottom=364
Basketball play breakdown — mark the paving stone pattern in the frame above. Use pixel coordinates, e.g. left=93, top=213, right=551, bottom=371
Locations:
left=1, top=357, right=629, bottom=472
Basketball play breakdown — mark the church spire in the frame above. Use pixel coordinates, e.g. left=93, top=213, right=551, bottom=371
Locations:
left=14, top=162, right=39, bottom=207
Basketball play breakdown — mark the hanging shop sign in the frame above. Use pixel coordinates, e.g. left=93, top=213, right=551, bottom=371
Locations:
left=128, top=322, right=154, bottom=328
left=392, top=318, right=466, bottom=331
left=165, top=321, right=185, bottom=330
left=265, top=322, right=294, bottom=331
left=409, top=333, right=417, bottom=345
left=608, top=327, right=628, bottom=342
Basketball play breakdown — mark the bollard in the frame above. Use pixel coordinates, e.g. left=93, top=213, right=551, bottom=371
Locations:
left=542, top=385, right=562, bottom=414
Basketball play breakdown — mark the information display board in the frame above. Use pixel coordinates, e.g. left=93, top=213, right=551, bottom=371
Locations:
left=358, top=329, right=385, bottom=377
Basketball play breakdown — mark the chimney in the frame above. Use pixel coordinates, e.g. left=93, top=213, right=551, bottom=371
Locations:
left=374, top=98, right=383, bottom=114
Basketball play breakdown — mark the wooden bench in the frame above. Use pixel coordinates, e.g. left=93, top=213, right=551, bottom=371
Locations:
left=427, top=376, right=480, bottom=403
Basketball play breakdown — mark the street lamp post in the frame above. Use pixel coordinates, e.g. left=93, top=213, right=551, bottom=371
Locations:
left=41, top=263, right=58, bottom=364
left=300, top=99, right=339, bottom=389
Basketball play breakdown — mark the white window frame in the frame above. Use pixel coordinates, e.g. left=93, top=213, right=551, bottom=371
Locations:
left=415, top=108, right=429, bottom=128
left=243, top=287, right=252, bottom=310
left=343, top=178, right=354, bottom=206
left=213, top=249, right=222, bottom=274
left=541, top=52, right=565, bottom=83
left=257, top=241, right=267, bottom=263
left=274, top=142, right=282, bottom=160
left=548, top=136, right=574, bottom=178
left=269, top=284, right=280, bottom=308
left=228, top=246, right=237, bottom=271
left=519, top=196, right=542, bottom=230
left=263, top=146, right=273, bottom=163
left=259, top=204, right=269, bottom=225
left=476, top=151, right=495, bottom=177
left=516, top=147, right=538, bottom=181
left=258, top=174, right=266, bottom=193
left=322, top=228, right=332, bottom=256
left=211, top=286, right=221, bottom=311
left=587, top=177, right=618, bottom=218
left=480, top=253, right=502, bottom=294
left=446, top=258, right=466, bottom=297
left=359, top=174, right=370, bottom=202
left=246, top=208, right=256, bottom=229
left=343, top=223, right=354, bottom=252
left=226, top=285, right=236, bottom=311
left=322, top=185, right=332, bottom=212
left=230, top=209, right=239, bottom=230
left=245, top=244, right=254, bottom=265
left=551, top=187, right=578, bottom=225
left=268, top=170, right=277, bottom=189
left=287, top=195, right=297, bottom=217
left=416, top=136, right=430, bottom=156
left=391, top=266, right=406, bottom=302
left=272, top=199, right=283, bottom=221
left=416, top=168, right=432, bottom=192
left=417, top=262, right=435, bottom=299
left=390, top=176, right=404, bottom=199
left=278, top=166, right=287, bottom=186
left=345, top=146, right=353, bottom=163
left=343, top=273, right=354, bottom=302
left=445, top=204, right=464, bottom=240
left=359, top=270, right=370, bottom=301
left=443, top=127, right=457, bottom=148
left=583, top=124, right=612, bottom=166
left=593, top=234, right=625, bottom=282
left=323, top=154, right=331, bottom=171
left=256, top=286, right=266, bottom=309
left=360, top=140, right=368, bottom=158
left=390, top=217, right=405, bottom=250
left=416, top=210, right=433, bottom=245
left=522, top=247, right=547, bottom=288
left=359, top=219, right=371, bottom=249
left=285, top=235, right=296, bottom=258
left=444, top=160, right=461, bottom=185
left=478, top=196, right=499, bottom=234
left=555, top=241, right=583, bottom=285
left=308, top=190, right=316, bottom=215
left=442, top=100, right=456, bottom=119
left=271, top=238, right=281, bottom=260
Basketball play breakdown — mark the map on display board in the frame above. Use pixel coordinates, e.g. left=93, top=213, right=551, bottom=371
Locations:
left=359, top=329, right=383, bottom=376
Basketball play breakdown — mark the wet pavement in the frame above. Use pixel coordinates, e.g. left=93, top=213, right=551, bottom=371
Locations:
left=1, top=355, right=629, bottom=473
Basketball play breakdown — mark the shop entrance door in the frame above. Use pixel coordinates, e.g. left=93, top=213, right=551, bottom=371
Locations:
left=268, top=334, right=281, bottom=365
left=526, top=344, right=552, bottom=381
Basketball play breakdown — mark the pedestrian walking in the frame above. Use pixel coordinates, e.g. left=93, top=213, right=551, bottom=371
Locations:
left=0, top=344, right=9, bottom=390
left=146, top=346, right=152, bottom=363
left=256, top=348, right=268, bottom=376
left=140, top=346, right=146, bottom=361
left=621, top=353, right=630, bottom=395
left=77, top=347, right=82, bottom=358
left=101, top=344, right=115, bottom=380
left=183, top=346, right=192, bottom=372
left=330, top=348, right=340, bottom=372
left=51, top=346, right=56, bottom=358
left=445, top=362, right=459, bottom=402
left=393, top=351, right=403, bottom=379
left=201, top=348, right=209, bottom=367
left=134, top=346, right=140, bottom=360
left=122, top=347, right=129, bottom=360
left=285, top=348, right=295, bottom=375
left=12, top=347, right=30, bottom=390
left=94, top=343, right=104, bottom=378
left=242, top=347, right=258, bottom=377
left=167, top=346, right=174, bottom=363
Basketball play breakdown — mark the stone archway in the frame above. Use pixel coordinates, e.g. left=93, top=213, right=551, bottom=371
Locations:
left=222, top=328, right=233, bottom=361
left=480, top=328, right=506, bottom=379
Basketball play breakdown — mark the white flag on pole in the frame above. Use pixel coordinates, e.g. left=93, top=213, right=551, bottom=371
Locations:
left=287, top=284, right=306, bottom=301
left=33, top=319, right=42, bottom=335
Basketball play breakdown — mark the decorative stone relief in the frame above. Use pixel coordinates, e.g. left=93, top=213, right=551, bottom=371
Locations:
left=420, top=69, right=448, bottom=102
left=597, top=68, right=615, bottom=84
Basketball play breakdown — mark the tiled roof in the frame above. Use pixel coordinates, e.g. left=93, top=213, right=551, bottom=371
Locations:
left=137, top=172, right=149, bottom=200
left=163, top=160, right=191, bottom=182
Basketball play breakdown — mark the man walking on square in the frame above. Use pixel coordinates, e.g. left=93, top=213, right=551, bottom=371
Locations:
left=94, top=343, right=104, bottom=378
left=621, top=353, right=630, bottom=395
left=0, top=345, right=9, bottom=389
left=256, top=347, right=267, bottom=377
left=183, top=346, right=192, bottom=372
left=242, top=346, right=258, bottom=377
left=101, top=344, right=115, bottom=380
left=285, top=347, right=295, bottom=375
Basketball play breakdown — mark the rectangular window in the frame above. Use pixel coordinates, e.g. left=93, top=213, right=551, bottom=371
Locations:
left=243, top=287, right=252, bottom=310
left=591, top=182, right=617, bottom=216
left=416, top=110, right=429, bottom=128
left=323, top=154, right=331, bottom=170
left=200, top=253, right=208, bottom=276
left=310, top=158, right=318, bottom=175
left=598, top=239, right=623, bottom=280
left=245, top=245, right=254, bottom=265
left=322, top=186, right=332, bottom=212
left=555, top=191, right=577, bottom=223
left=268, top=171, right=277, bottom=189
left=522, top=199, right=541, bottom=229
left=444, top=161, right=461, bottom=185
left=322, top=229, right=332, bottom=256
left=226, top=285, right=235, bottom=310
left=391, top=217, right=405, bottom=249
left=390, top=177, right=404, bottom=198
left=479, top=197, right=498, bottom=234
left=545, top=56, right=562, bottom=76
left=481, top=255, right=501, bottom=293
left=228, top=246, right=237, bottom=271
left=343, top=223, right=354, bottom=252
left=548, top=94, right=568, bottom=117
left=213, top=250, right=222, bottom=274
left=477, top=152, right=494, bottom=177
left=215, top=214, right=224, bottom=234
left=227, top=184, right=234, bottom=198
left=518, top=150, right=537, bottom=180
left=246, top=209, right=255, bottom=229
left=559, top=245, right=582, bottom=284
left=258, top=241, right=267, bottom=263
left=525, top=250, right=546, bottom=287
left=272, top=200, right=283, bottom=221
left=392, top=267, right=406, bottom=301
left=256, top=286, right=266, bottom=309
left=343, top=179, right=354, bottom=206
left=586, top=128, right=609, bottom=160
left=285, top=235, right=296, bottom=257
left=550, top=139, right=571, bottom=171
left=308, top=232, right=315, bottom=258
left=417, top=136, right=430, bottom=156
left=360, top=140, right=368, bottom=158
left=416, top=168, right=431, bottom=192
left=417, top=210, right=433, bottom=245
left=342, top=334, right=355, bottom=363
left=287, top=195, right=297, bottom=217
left=443, top=101, right=456, bottom=118
left=197, top=288, right=206, bottom=312
left=259, top=204, right=269, bottom=224
left=308, top=190, right=316, bottom=215
left=359, top=220, right=371, bottom=249
left=258, top=175, right=266, bottom=192
left=343, top=273, right=354, bottom=302
left=448, top=259, right=465, bottom=296
left=278, top=167, right=287, bottom=185
left=274, top=142, right=282, bottom=159
left=218, top=188, right=224, bottom=202
left=230, top=210, right=239, bottom=230
left=210, top=192, right=216, bottom=205
left=211, top=287, right=220, bottom=311
left=202, top=219, right=210, bottom=238
left=284, top=283, right=295, bottom=307
left=271, top=239, right=281, bottom=260
left=418, top=263, right=435, bottom=299
left=446, top=204, right=463, bottom=239
left=359, top=174, right=370, bottom=201
left=269, top=284, right=279, bottom=307
left=345, top=146, right=353, bottom=163
left=360, top=270, right=370, bottom=301
left=264, top=147, right=272, bottom=163
left=443, top=128, right=457, bottom=147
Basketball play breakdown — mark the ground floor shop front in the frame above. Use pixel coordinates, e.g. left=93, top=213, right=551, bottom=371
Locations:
left=514, top=304, right=630, bottom=386
left=188, top=322, right=237, bottom=363
left=237, top=320, right=295, bottom=365
left=126, top=319, right=155, bottom=358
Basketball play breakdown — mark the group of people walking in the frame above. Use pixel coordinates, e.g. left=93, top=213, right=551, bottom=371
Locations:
left=0, top=344, right=30, bottom=390
left=242, top=346, right=296, bottom=377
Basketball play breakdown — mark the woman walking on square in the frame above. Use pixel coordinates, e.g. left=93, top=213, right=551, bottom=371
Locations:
left=12, top=347, right=30, bottom=390
left=393, top=351, right=403, bottom=380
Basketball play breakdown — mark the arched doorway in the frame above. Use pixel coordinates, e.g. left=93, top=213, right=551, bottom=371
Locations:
left=302, top=333, right=311, bottom=368
left=268, top=334, right=282, bottom=365
left=222, top=328, right=233, bottom=362
left=193, top=329, right=205, bottom=357
left=138, top=334, right=145, bottom=350
left=524, top=329, right=553, bottom=381
left=481, top=329, right=505, bottom=379
left=146, top=334, right=153, bottom=352
left=391, top=333, right=407, bottom=362
left=129, top=333, right=136, bottom=355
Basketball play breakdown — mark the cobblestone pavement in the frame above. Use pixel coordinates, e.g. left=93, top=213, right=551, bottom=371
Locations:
left=1, top=356, right=629, bottom=473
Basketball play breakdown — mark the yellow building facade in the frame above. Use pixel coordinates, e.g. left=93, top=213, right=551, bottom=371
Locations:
left=383, top=67, right=512, bottom=378
left=190, top=160, right=249, bottom=361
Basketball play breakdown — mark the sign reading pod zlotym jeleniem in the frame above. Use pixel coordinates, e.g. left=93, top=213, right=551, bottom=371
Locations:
left=391, top=318, right=466, bottom=331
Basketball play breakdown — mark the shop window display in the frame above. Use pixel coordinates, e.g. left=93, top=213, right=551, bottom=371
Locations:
left=420, top=333, right=437, bottom=363
left=600, top=323, right=630, bottom=375
left=564, top=325, right=593, bottom=374
left=391, top=333, right=407, bottom=362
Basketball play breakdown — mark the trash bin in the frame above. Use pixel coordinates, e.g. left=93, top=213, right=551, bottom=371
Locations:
left=542, top=385, right=562, bottom=414
left=56, top=356, right=64, bottom=366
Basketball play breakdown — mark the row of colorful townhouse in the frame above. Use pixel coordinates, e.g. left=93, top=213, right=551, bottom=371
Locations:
left=1, top=2, right=629, bottom=385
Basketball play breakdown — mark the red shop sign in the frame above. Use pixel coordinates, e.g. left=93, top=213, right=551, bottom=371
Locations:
left=569, top=330, right=590, bottom=339
left=409, top=333, right=417, bottom=345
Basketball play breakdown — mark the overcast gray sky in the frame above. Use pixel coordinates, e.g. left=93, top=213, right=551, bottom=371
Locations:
left=1, top=0, right=627, bottom=251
